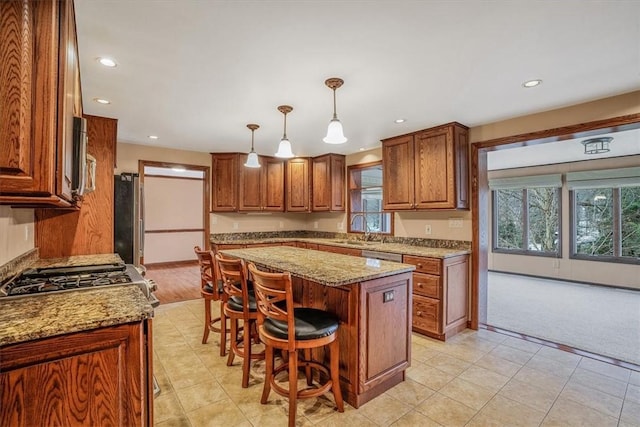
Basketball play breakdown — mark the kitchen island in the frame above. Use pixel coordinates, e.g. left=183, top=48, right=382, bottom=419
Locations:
left=221, top=246, right=415, bottom=408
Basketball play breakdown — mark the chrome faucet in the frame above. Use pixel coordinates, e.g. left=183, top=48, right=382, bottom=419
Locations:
left=350, top=213, right=371, bottom=241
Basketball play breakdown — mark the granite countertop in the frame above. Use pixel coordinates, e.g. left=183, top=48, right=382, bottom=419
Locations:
left=213, top=237, right=470, bottom=259
left=31, top=253, right=124, bottom=269
left=0, top=284, right=153, bottom=347
left=221, top=246, right=415, bottom=287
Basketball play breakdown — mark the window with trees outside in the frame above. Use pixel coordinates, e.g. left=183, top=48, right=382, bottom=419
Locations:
left=569, top=167, right=640, bottom=264
left=490, top=174, right=561, bottom=257
left=348, top=162, right=393, bottom=235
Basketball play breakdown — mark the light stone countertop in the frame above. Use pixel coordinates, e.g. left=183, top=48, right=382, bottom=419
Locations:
left=30, top=253, right=124, bottom=269
left=221, top=246, right=416, bottom=287
left=213, top=237, right=470, bottom=259
left=0, top=285, right=153, bottom=347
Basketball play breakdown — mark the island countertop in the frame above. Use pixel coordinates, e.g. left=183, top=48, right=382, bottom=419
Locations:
left=0, top=285, right=153, bottom=347
left=221, top=246, right=415, bottom=286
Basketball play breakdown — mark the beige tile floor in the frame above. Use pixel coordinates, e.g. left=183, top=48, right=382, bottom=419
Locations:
left=153, top=299, right=640, bottom=426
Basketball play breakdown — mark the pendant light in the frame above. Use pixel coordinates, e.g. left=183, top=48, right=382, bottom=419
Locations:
left=323, top=77, right=347, bottom=144
left=275, top=105, right=295, bottom=158
left=244, top=124, right=261, bottom=168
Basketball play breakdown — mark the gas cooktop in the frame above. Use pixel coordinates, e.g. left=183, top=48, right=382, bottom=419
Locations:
left=1, top=264, right=147, bottom=298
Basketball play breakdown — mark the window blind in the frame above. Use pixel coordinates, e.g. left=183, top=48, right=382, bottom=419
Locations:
left=488, top=174, right=562, bottom=190
left=566, top=167, right=640, bottom=189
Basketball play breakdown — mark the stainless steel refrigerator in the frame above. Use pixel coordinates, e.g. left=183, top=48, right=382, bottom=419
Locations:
left=114, top=173, right=143, bottom=266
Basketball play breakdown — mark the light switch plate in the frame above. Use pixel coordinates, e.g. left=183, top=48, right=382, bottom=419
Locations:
left=232, top=222, right=239, bottom=230
left=314, top=221, right=319, bottom=229
left=425, top=224, right=432, bottom=235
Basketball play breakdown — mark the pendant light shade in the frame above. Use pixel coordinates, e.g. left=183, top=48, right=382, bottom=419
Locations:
left=275, top=105, right=295, bottom=158
left=323, top=77, right=347, bottom=144
left=244, top=124, right=261, bottom=168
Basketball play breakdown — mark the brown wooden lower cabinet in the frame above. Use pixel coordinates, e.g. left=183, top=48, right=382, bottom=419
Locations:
left=315, top=243, right=361, bottom=257
left=274, top=273, right=412, bottom=408
left=0, top=321, right=153, bottom=426
left=403, top=254, right=469, bottom=340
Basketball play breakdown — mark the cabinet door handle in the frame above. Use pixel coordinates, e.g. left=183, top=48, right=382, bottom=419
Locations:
left=417, top=263, right=423, bottom=268
left=417, top=311, right=423, bottom=316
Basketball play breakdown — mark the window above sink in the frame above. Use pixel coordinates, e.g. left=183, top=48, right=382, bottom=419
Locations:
left=348, top=162, right=393, bottom=236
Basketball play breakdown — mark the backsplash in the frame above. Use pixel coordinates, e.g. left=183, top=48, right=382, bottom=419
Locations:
left=0, top=248, right=38, bottom=283
left=210, top=231, right=471, bottom=250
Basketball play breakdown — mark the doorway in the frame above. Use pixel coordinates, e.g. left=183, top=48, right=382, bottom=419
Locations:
left=138, top=160, right=210, bottom=265
left=471, top=114, right=640, bottom=364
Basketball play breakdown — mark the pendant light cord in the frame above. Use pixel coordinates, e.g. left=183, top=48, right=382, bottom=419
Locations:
left=332, top=89, right=338, bottom=120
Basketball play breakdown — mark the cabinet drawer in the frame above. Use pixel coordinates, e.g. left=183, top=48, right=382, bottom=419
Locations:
left=413, top=272, right=440, bottom=298
left=403, top=255, right=441, bottom=275
left=412, top=295, right=440, bottom=334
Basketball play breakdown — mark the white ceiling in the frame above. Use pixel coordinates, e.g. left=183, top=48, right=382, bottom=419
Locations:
left=75, top=0, right=640, bottom=158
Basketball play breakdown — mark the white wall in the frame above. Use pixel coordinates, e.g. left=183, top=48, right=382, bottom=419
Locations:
left=0, top=206, right=34, bottom=265
left=143, top=175, right=204, bottom=263
left=488, top=155, right=640, bottom=289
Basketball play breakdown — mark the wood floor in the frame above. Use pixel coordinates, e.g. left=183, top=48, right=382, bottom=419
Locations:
left=144, top=261, right=201, bottom=304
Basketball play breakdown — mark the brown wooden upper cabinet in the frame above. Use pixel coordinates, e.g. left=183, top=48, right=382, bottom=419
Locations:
left=239, top=155, right=285, bottom=212
left=312, top=153, right=345, bottom=212
left=286, top=157, right=311, bottom=212
left=382, top=122, right=469, bottom=210
left=211, top=153, right=239, bottom=211
left=0, top=0, right=82, bottom=207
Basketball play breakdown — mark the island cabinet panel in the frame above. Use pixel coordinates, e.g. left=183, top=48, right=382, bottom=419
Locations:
left=362, top=276, right=410, bottom=389
left=298, top=274, right=411, bottom=408
left=211, top=153, right=239, bottom=211
left=404, top=254, right=469, bottom=340
left=286, top=157, right=311, bottom=212
left=238, top=155, right=284, bottom=212
left=0, top=0, right=81, bottom=207
left=382, top=122, right=469, bottom=211
left=312, top=153, right=345, bottom=212
left=0, top=321, right=152, bottom=427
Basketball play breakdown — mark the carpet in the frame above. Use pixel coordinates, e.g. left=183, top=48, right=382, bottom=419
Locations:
left=487, top=271, right=640, bottom=365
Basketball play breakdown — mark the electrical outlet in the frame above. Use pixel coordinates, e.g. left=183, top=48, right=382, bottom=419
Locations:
left=552, top=259, right=560, bottom=269
left=448, top=218, right=463, bottom=228
left=279, top=221, right=284, bottom=229
left=313, top=221, right=319, bottom=229
left=211, top=215, right=217, bottom=225
left=232, top=222, right=239, bottom=230
left=424, top=224, right=432, bottom=235
left=337, top=222, right=344, bottom=230
left=24, top=225, right=29, bottom=241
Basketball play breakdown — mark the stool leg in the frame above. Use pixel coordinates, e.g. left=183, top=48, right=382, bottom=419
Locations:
left=219, top=304, right=227, bottom=357
left=202, top=298, right=211, bottom=344
left=241, top=319, right=252, bottom=388
left=227, top=317, right=237, bottom=366
left=261, top=345, right=273, bottom=404
left=304, top=348, right=312, bottom=386
left=329, top=339, right=344, bottom=412
left=288, top=349, right=298, bottom=427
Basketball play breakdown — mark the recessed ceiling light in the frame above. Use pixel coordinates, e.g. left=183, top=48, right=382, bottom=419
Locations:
left=359, top=148, right=366, bottom=151
left=148, top=135, right=159, bottom=140
left=522, top=79, right=542, bottom=88
left=97, top=57, right=117, bottom=67
left=394, top=118, right=406, bottom=124
left=93, top=98, right=110, bottom=104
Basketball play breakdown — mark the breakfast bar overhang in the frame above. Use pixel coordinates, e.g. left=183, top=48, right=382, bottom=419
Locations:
left=220, top=246, right=415, bottom=408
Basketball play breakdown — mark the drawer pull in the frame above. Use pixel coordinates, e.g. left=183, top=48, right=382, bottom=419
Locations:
left=417, top=311, right=422, bottom=316
left=417, top=263, right=423, bottom=268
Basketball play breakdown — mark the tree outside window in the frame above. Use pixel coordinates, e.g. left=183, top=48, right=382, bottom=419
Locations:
left=572, top=186, right=640, bottom=262
left=493, top=187, right=560, bottom=256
